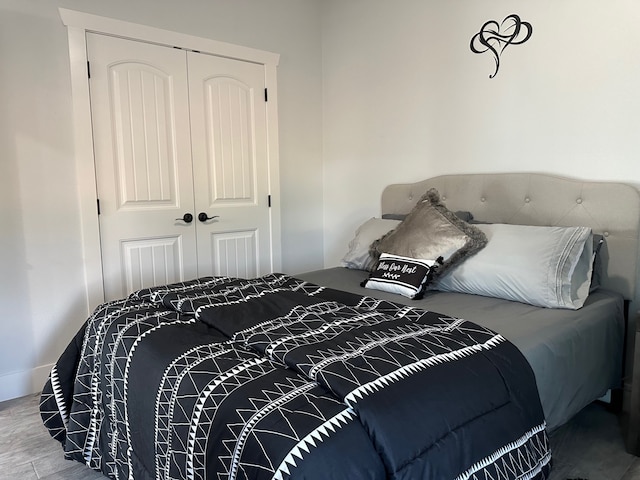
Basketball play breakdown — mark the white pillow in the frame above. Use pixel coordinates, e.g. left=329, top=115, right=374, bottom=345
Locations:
left=434, top=224, right=594, bottom=309
left=341, top=218, right=401, bottom=271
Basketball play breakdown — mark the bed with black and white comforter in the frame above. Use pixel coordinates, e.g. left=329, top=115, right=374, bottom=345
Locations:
left=40, top=273, right=551, bottom=480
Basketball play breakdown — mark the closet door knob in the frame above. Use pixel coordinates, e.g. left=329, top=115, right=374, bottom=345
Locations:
left=175, top=213, right=194, bottom=223
left=198, top=212, right=219, bottom=222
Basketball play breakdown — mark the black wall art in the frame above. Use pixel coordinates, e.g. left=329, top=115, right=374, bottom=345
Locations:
left=470, top=14, right=533, bottom=78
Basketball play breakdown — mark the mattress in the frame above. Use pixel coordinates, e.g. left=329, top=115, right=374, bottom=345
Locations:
left=299, top=267, right=625, bottom=430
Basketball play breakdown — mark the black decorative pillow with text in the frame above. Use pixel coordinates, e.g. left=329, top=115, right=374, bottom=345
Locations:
left=361, top=253, right=438, bottom=299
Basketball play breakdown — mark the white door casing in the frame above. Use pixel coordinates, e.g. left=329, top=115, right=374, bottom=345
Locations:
left=60, top=9, right=281, bottom=310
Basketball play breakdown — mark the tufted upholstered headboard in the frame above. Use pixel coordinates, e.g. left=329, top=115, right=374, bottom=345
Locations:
left=381, top=173, right=640, bottom=306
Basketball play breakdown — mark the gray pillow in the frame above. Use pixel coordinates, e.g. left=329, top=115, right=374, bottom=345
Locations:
left=435, top=223, right=594, bottom=309
left=341, top=218, right=401, bottom=271
left=383, top=211, right=474, bottom=223
left=469, top=220, right=604, bottom=292
left=371, top=189, right=487, bottom=277
left=590, top=234, right=605, bottom=292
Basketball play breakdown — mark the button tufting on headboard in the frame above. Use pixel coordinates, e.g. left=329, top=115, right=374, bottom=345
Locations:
left=381, top=172, right=640, bottom=304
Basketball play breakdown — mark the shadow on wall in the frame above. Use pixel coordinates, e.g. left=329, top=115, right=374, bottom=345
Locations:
left=0, top=6, right=87, bottom=400
left=0, top=94, right=35, bottom=398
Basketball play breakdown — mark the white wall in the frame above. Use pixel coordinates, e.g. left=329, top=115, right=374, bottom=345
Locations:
left=0, top=0, right=323, bottom=401
left=4, top=0, right=640, bottom=403
left=322, top=0, right=640, bottom=266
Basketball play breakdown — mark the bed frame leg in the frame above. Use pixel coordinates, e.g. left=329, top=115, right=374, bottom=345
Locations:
left=608, top=387, right=624, bottom=413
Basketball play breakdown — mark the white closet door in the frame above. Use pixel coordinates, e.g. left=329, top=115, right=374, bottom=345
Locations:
left=87, top=33, right=197, bottom=300
left=187, top=52, right=272, bottom=278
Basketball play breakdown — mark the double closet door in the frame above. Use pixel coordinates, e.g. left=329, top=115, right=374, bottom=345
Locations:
left=88, top=33, right=274, bottom=301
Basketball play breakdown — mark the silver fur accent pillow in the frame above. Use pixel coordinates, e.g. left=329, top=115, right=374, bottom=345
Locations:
left=371, top=188, right=487, bottom=277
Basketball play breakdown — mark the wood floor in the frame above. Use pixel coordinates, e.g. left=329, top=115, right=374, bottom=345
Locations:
left=1, top=392, right=639, bottom=480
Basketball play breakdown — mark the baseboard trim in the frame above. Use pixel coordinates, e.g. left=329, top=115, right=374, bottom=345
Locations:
left=0, top=364, right=53, bottom=403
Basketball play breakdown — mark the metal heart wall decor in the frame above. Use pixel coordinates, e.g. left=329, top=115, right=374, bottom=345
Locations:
left=470, top=14, right=533, bottom=78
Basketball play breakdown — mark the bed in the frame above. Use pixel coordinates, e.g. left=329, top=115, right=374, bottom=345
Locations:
left=303, top=172, right=639, bottom=431
left=39, top=173, right=638, bottom=480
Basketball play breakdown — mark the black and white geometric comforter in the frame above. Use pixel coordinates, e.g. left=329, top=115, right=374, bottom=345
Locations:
left=40, top=273, right=551, bottom=480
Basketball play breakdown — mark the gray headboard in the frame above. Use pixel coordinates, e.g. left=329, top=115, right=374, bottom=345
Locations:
left=381, top=173, right=640, bottom=305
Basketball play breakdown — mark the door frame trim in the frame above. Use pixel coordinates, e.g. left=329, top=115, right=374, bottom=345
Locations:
left=60, top=8, right=282, bottom=312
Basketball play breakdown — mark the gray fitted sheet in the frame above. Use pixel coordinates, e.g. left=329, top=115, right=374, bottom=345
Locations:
left=298, top=267, right=625, bottom=431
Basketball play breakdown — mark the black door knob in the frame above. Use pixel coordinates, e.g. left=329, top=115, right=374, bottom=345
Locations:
left=198, top=212, right=219, bottom=222
left=175, top=213, right=193, bottom=223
